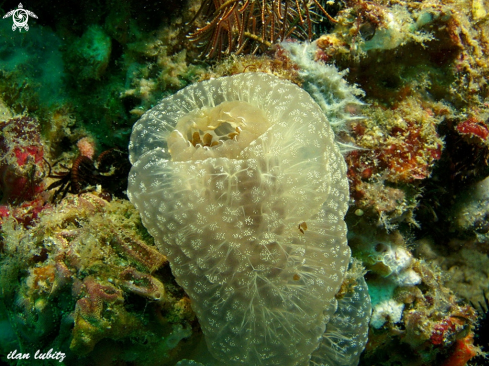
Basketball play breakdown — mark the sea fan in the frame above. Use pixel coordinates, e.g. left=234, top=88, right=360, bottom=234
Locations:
left=188, top=0, right=337, bottom=57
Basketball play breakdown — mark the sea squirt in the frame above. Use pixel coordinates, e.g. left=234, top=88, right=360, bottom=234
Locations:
left=127, top=72, right=369, bottom=365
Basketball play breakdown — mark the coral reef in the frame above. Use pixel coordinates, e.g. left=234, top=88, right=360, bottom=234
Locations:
left=347, top=98, right=443, bottom=183
left=0, top=193, right=197, bottom=365
left=345, top=97, right=443, bottom=228
left=363, top=257, right=480, bottom=366
left=347, top=222, right=481, bottom=366
left=0, top=116, right=46, bottom=206
left=0, top=0, right=488, bottom=364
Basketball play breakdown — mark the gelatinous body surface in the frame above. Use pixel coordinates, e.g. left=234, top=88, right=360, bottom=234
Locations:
left=128, top=73, right=350, bottom=365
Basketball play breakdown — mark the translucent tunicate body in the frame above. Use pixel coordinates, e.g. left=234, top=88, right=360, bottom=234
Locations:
left=128, top=73, right=353, bottom=365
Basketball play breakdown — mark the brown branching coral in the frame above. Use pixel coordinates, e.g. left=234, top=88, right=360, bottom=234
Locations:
left=188, top=0, right=337, bottom=57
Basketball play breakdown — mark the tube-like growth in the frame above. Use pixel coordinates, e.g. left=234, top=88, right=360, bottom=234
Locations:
left=128, top=72, right=356, bottom=365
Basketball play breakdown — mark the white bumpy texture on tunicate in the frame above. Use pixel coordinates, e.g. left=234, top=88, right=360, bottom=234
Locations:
left=128, top=72, right=364, bottom=365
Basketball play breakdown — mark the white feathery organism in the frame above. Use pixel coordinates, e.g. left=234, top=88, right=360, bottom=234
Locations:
left=127, top=72, right=371, bottom=365
left=280, top=41, right=366, bottom=153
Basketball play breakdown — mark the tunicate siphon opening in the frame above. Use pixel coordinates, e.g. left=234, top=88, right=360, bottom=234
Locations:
left=167, top=101, right=271, bottom=161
